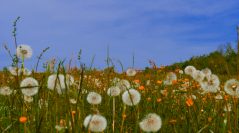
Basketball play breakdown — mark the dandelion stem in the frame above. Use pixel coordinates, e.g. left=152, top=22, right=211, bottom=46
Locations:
left=120, top=105, right=126, bottom=133
left=113, top=97, right=115, bottom=133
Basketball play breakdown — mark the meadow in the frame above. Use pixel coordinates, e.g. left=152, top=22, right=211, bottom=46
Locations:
left=1, top=19, right=239, bottom=133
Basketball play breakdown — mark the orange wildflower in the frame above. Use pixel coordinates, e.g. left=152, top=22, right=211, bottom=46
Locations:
left=224, top=95, right=229, bottom=101
left=133, top=79, right=140, bottom=83
left=147, top=97, right=151, bottom=102
left=186, top=98, right=194, bottom=107
left=156, top=98, right=162, bottom=103
left=208, top=117, right=212, bottom=122
left=169, top=119, right=177, bottom=124
left=138, top=86, right=145, bottom=91
left=122, top=114, right=127, bottom=119
left=172, top=80, right=177, bottom=85
left=157, top=80, right=162, bottom=84
left=71, top=110, right=76, bottom=116
left=19, top=116, right=27, bottom=123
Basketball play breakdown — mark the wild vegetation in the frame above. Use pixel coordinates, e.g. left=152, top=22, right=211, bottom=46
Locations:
left=1, top=18, right=239, bottom=133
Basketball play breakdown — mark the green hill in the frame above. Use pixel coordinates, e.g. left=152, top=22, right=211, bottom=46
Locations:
left=167, top=43, right=238, bottom=79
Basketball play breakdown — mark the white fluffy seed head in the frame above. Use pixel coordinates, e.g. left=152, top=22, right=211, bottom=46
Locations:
left=20, top=77, right=39, bottom=96
left=201, top=68, right=212, bottom=77
left=47, top=74, right=65, bottom=94
left=8, top=67, right=19, bottom=76
left=87, top=92, right=102, bottom=105
left=139, top=113, right=162, bottom=132
left=215, top=94, right=223, bottom=100
left=224, top=79, right=239, bottom=97
left=107, top=86, right=121, bottom=97
left=184, top=66, right=196, bottom=76
left=200, top=74, right=220, bottom=93
left=163, top=72, right=177, bottom=85
left=116, top=79, right=131, bottom=92
left=8, top=67, right=31, bottom=76
left=112, top=77, right=120, bottom=85
left=16, top=44, right=33, bottom=59
left=126, top=68, right=137, bottom=76
left=206, top=74, right=220, bottom=86
left=192, top=70, right=205, bottom=82
left=69, top=98, right=77, bottom=104
left=179, top=70, right=184, bottom=74
left=122, top=89, right=141, bottom=106
left=83, top=114, right=107, bottom=132
left=0, top=86, right=13, bottom=96
left=200, top=82, right=220, bottom=93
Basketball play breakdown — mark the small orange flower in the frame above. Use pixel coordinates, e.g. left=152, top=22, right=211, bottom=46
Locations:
left=224, top=95, right=229, bottom=101
left=138, top=86, right=145, bottom=91
left=156, top=98, right=162, bottom=103
left=133, top=79, right=140, bottom=83
left=19, top=116, right=27, bottom=123
left=122, top=114, right=127, bottom=119
left=71, top=111, right=76, bottom=116
left=172, top=80, right=177, bottom=85
left=169, top=119, right=177, bottom=124
left=208, top=117, right=212, bottom=122
left=147, top=97, right=151, bottom=102
left=186, top=98, right=194, bottom=107
left=157, top=80, right=162, bottom=84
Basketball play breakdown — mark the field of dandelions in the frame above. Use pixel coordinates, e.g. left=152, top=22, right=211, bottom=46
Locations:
left=1, top=19, right=239, bottom=133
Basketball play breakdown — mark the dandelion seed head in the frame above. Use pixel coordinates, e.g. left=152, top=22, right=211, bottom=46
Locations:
left=184, top=66, right=196, bottom=76
left=224, top=79, right=239, bottom=97
left=83, top=114, right=107, bottom=132
left=107, top=86, right=121, bottom=96
left=139, top=113, right=162, bottom=132
left=47, top=74, right=65, bottom=94
left=122, top=89, right=141, bottom=106
left=20, top=77, right=39, bottom=96
left=112, top=77, right=120, bottom=85
left=201, top=68, right=212, bottom=77
left=200, top=74, right=220, bottom=93
left=0, top=86, right=13, bottom=96
left=126, top=68, right=137, bottom=76
left=16, top=44, right=32, bottom=59
left=179, top=70, right=184, bottom=74
left=192, top=70, right=205, bottom=82
left=116, top=79, right=130, bottom=92
left=163, top=72, right=177, bottom=85
left=87, top=92, right=102, bottom=105
left=215, top=94, right=223, bottom=100
left=69, top=98, right=77, bottom=104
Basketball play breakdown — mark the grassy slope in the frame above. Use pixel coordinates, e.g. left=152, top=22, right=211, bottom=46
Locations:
left=166, top=44, right=238, bottom=81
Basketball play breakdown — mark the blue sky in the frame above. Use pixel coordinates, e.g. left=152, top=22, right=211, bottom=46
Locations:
left=1, top=0, right=239, bottom=71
